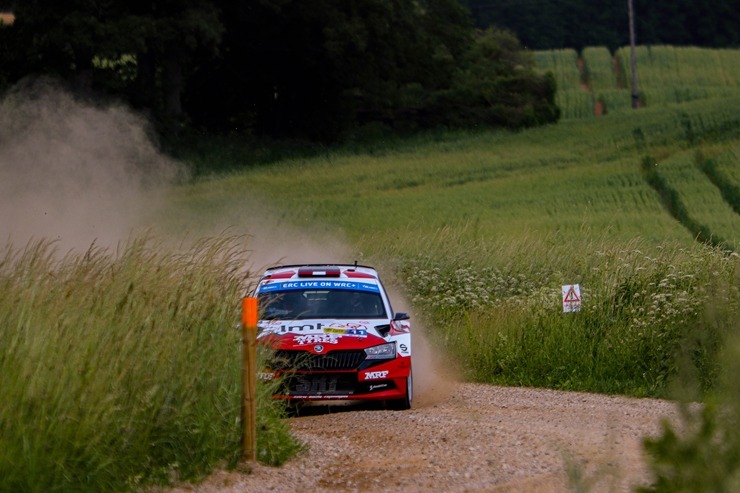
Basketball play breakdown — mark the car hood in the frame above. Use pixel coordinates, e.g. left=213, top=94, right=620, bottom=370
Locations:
left=257, top=318, right=388, bottom=352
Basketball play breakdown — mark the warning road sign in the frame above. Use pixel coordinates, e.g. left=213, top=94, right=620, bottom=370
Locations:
left=562, top=284, right=581, bottom=312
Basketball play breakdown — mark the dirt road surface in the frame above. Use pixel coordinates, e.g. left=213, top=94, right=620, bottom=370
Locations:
left=169, top=383, right=676, bottom=493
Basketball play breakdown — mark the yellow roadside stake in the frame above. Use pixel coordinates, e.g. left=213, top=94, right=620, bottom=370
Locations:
left=241, top=297, right=258, bottom=462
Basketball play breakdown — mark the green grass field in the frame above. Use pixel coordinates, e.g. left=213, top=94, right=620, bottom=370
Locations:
left=3, top=44, right=740, bottom=492
left=538, top=45, right=740, bottom=118
left=185, top=97, right=738, bottom=255
left=656, top=149, right=740, bottom=249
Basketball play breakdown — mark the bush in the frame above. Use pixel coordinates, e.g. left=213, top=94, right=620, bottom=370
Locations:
left=639, top=292, right=740, bottom=492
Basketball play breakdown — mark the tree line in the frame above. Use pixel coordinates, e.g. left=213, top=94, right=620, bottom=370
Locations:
left=0, top=0, right=559, bottom=142
left=465, top=0, right=740, bottom=52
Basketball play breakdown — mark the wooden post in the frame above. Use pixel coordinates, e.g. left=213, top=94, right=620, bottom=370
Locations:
left=628, top=0, right=640, bottom=108
left=241, top=297, right=258, bottom=462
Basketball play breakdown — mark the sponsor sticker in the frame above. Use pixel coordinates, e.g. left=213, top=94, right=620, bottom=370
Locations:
left=294, top=334, right=339, bottom=346
left=263, top=322, right=327, bottom=334
left=324, top=325, right=368, bottom=337
left=259, top=280, right=380, bottom=293
left=262, top=322, right=369, bottom=338
left=364, top=370, right=390, bottom=380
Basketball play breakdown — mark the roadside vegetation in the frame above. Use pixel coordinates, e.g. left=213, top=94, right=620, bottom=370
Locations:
left=0, top=237, right=300, bottom=492
left=398, top=238, right=737, bottom=393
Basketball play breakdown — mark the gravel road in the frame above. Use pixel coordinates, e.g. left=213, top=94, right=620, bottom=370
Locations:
left=169, top=381, right=677, bottom=493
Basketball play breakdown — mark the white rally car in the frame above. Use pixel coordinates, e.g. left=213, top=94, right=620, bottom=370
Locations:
left=255, top=264, right=413, bottom=410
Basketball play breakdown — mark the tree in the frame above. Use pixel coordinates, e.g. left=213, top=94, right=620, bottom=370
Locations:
left=429, top=28, right=560, bottom=129
left=4, top=0, right=222, bottom=133
left=464, top=0, right=739, bottom=50
left=183, top=0, right=477, bottom=141
left=2, top=0, right=562, bottom=143
left=132, top=0, right=223, bottom=133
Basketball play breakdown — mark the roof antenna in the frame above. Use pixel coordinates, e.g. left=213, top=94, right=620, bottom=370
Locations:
left=353, top=260, right=358, bottom=269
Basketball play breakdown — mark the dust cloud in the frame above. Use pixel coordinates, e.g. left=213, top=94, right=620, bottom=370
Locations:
left=382, top=282, right=460, bottom=407
left=160, top=193, right=358, bottom=273
left=0, top=78, right=456, bottom=407
left=409, top=324, right=460, bottom=406
left=0, top=78, right=183, bottom=252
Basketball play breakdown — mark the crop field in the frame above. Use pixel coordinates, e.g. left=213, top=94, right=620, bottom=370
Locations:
left=655, top=149, right=740, bottom=249
left=162, top=48, right=740, bottom=489
left=582, top=46, right=617, bottom=92
left=3, top=45, right=740, bottom=492
left=192, top=97, right=739, bottom=256
left=715, top=142, right=740, bottom=185
left=533, top=48, right=581, bottom=90
left=537, top=45, right=740, bottom=118
left=534, top=48, right=594, bottom=118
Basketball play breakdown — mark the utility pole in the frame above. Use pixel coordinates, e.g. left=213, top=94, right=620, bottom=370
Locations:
left=628, top=0, right=640, bottom=108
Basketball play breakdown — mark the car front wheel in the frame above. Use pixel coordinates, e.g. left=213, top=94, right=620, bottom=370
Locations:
left=388, top=369, right=413, bottom=410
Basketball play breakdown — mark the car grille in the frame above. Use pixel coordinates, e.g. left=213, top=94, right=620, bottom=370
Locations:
left=282, top=373, right=397, bottom=396
left=285, top=373, right=358, bottom=395
left=272, top=349, right=366, bottom=371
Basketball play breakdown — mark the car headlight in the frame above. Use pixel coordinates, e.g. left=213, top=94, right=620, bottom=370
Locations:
left=364, top=342, right=396, bottom=360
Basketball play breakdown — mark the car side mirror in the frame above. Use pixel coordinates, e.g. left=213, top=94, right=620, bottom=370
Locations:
left=375, top=324, right=391, bottom=337
left=393, top=312, right=410, bottom=321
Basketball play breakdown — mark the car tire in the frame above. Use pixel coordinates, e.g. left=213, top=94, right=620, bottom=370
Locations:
left=285, top=401, right=303, bottom=417
left=388, top=369, right=413, bottom=410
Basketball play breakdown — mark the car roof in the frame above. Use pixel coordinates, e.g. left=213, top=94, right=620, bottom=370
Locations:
left=260, top=264, right=379, bottom=281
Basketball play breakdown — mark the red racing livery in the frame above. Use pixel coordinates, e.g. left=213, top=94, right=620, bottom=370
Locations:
left=256, top=264, right=413, bottom=410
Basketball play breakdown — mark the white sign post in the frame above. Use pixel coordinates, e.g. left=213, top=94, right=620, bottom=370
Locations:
left=562, top=284, right=581, bottom=313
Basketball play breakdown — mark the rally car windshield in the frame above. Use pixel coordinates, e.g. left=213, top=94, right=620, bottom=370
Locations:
left=259, top=289, right=387, bottom=320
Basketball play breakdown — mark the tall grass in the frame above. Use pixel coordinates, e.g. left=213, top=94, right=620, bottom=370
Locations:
left=617, top=46, right=740, bottom=91
left=393, top=235, right=738, bottom=397
left=713, top=142, right=740, bottom=186
left=0, top=236, right=300, bottom=493
left=581, top=46, right=634, bottom=115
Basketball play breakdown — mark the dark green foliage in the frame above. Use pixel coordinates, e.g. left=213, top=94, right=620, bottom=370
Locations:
left=0, top=0, right=560, bottom=143
left=2, top=0, right=223, bottom=135
left=639, top=402, right=740, bottom=492
left=639, top=305, right=740, bottom=492
left=370, top=27, right=560, bottom=132
left=185, top=0, right=483, bottom=140
left=465, top=0, right=740, bottom=50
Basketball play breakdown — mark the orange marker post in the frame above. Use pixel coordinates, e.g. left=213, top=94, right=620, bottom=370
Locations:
left=241, top=297, right=258, bottom=462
